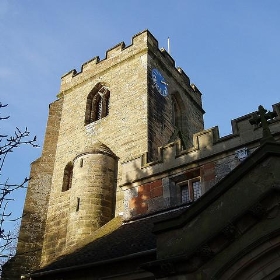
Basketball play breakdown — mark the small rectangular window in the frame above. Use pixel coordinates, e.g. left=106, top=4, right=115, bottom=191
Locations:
left=178, top=177, right=201, bottom=204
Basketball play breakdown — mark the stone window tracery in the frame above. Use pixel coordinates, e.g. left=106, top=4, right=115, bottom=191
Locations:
left=85, top=85, right=110, bottom=125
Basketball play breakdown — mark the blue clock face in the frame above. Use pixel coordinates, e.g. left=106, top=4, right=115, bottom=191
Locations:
left=152, top=68, right=168, bottom=96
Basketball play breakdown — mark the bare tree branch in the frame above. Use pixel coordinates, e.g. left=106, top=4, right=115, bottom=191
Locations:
left=0, top=102, right=38, bottom=271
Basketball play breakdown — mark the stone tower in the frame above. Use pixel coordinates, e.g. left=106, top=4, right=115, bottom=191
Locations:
left=3, top=30, right=204, bottom=277
left=66, top=142, right=118, bottom=248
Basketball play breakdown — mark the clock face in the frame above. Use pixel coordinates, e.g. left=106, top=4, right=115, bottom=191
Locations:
left=152, top=68, right=168, bottom=96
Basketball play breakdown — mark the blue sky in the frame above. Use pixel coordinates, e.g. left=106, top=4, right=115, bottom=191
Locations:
left=0, top=0, right=279, bottom=230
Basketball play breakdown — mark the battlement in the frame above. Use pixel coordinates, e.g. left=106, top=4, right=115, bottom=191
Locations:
left=58, top=30, right=159, bottom=94
left=160, top=47, right=175, bottom=67
left=175, top=67, right=190, bottom=87
left=106, top=42, right=126, bottom=59
left=58, top=30, right=199, bottom=97
left=121, top=102, right=280, bottom=187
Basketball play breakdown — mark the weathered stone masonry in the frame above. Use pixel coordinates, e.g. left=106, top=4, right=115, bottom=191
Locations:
left=3, top=30, right=280, bottom=279
left=121, top=103, right=280, bottom=219
left=4, top=30, right=204, bottom=276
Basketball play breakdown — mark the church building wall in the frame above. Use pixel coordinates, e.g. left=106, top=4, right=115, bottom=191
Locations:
left=121, top=102, right=280, bottom=219
left=147, top=49, right=204, bottom=159
left=7, top=30, right=279, bottom=279
left=66, top=146, right=118, bottom=250
left=40, top=31, right=151, bottom=265
left=37, top=30, right=205, bottom=266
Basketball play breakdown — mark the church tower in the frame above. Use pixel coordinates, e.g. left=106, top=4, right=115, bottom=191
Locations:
left=6, top=30, right=204, bottom=276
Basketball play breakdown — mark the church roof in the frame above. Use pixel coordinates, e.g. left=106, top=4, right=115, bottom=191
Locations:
left=32, top=206, right=188, bottom=276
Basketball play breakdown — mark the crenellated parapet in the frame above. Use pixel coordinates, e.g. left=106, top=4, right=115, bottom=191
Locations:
left=121, top=102, right=280, bottom=188
left=119, top=103, right=280, bottom=220
left=58, top=30, right=200, bottom=101
left=59, top=30, right=154, bottom=94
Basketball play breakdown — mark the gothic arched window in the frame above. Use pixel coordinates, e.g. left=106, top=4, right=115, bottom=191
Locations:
left=170, top=93, right=189, bottom=150
left=171, top=96, right=181, bottom=128
left=85, top=85, right=110, bottom=125
left=62, top=162, right=73, bottom=192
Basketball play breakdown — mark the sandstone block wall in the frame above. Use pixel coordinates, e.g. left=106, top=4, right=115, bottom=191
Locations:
left=3, top=30, right=279, bottom=278
left=66, top=146, right=118, bottom=250
left=4, top=30, right=205, bottom=276
left=147, top=48, right=204, bottom=160
left=40, top=31, right=151, bottom=265
left=38, top=30, right=205, bottom=266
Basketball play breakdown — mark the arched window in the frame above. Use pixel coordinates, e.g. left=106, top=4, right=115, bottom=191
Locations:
left=172, top=96, right=181, bottom=128
left=62, top=162, right=73, bottom=192
left=85, top=85, right=110, bottom=125
left=170, top=93, right=188, bottom=150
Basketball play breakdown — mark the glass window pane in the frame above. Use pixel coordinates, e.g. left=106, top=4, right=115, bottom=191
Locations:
left=181, top=184, right=189, bottom=203
left=193, top=181, right=201, bottom=200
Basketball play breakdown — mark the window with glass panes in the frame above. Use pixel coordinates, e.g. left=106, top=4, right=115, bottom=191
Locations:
left=85, top=85, right=110, bottom=125
left=179, top=178, right=201, bottom=204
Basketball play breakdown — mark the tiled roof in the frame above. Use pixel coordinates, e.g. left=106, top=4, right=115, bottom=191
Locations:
left=34, top=206, right=188, bottom=274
